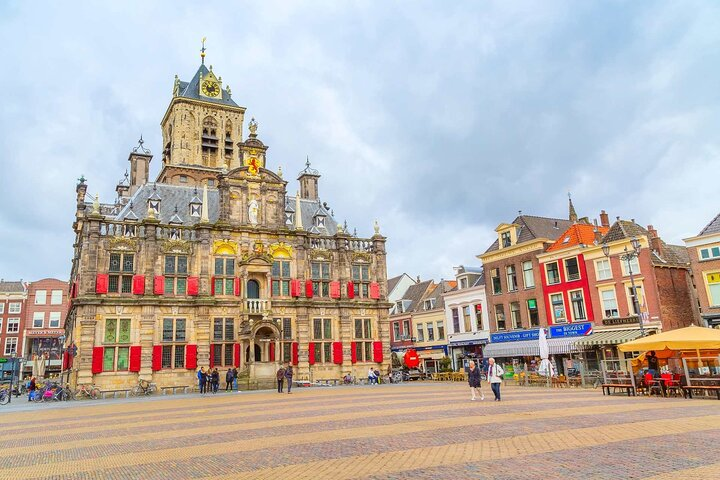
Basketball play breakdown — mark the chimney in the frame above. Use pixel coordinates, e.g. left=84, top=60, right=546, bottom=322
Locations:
left=298, top=157, right=320, bottom=200
left=416, top=275, right=421, bottom=283
left=128, top=137, right=153, bottom=196
left=593, top=219, right=603, bottom=244
left=599, top=210, right=610, bottom=228
left=647, top=225, right=663, bottom=256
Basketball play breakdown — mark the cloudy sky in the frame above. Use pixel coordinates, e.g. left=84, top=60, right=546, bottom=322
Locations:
left=1, top=1, right=719, bottom=283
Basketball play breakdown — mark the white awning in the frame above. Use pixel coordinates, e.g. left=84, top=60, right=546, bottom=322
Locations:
left=482, top=337, right=580, bottom=358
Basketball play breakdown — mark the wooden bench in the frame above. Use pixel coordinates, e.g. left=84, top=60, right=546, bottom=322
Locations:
left=601, top=383, right=636, bottom=396
left=100, top=389, right=132, bottom=399
left=682, top=385, right=720, bottom=400
left=161, top=386, right=191, bottom=395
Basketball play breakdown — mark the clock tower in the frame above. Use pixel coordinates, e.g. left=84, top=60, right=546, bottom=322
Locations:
left=157, top=44, right=247, bottom=186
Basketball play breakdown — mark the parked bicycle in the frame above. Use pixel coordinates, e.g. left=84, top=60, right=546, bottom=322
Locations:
left=0, top=388, right=10, bottom=405
left=131, top=379, right=157, bottom=396
left=74, top=384, right=100, bottom=400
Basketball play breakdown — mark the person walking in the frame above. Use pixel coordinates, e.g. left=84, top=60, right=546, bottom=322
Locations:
left=28, top=376, right=36, bottom=402
left=368, top=367, right=377, bottom=385
left=276, top=365, right=286, bottom=393
left=285, top=363, right=294, bottom=394
left=232, top=367, right=239, bottom=392
left=487, top=358, right=504, bottom=401
left=211, top=368, right=220, bottom=394
left=225, top=368, right=234, bottom=391
left=468, top=361, right=484, bottom=401
left=197, top=367, right=206, bottom=395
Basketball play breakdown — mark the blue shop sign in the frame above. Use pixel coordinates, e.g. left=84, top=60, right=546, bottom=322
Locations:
left=549, top=322, right=593, bottom=338
left=490, top=329, right=540, bottom=343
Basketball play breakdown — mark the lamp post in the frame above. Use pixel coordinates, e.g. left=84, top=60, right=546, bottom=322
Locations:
left=58, top=335, right=66, bottom=386
left=602, top=236, right=644, bottom=337
left=9, top=352, right=17, bottom=404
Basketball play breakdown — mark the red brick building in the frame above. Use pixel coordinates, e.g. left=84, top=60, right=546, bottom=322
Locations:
left=24, top=278, right=69, bottom=375
left=0, top=280, right=27, bottom=381
left=683, top=212, right=720, bottom=328
left=389, top=280, right=434, bottom=353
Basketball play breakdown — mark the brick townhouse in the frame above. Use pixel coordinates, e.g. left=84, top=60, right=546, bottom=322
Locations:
left=684, top=212, right=720, bottom=328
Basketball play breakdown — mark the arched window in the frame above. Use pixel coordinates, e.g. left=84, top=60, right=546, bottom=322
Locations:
left=201, top=117, right=218, bottom=154
left=247, top=279, right=260, bottom=299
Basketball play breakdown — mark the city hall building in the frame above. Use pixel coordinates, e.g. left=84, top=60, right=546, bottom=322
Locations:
left=66, top=49, right=391, bottom=390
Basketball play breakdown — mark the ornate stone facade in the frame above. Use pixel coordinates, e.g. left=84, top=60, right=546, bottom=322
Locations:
left=66, top=55, right=390, bottom=390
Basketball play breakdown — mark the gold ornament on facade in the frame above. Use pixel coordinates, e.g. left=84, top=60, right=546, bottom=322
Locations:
left=160, top=239, right=192, bottom=254
left=213, top=239, right=238, bottom=255
left=352, top=252, right=372, bottom=263
left=107, top=236, right=139, bottom=252
left=269, top=242, right=293, bottom=258
left=308, top=249, right=331, bottom=261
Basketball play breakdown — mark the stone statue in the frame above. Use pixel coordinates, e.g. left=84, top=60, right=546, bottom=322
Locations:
left=248, top=198, right=259, bottom=225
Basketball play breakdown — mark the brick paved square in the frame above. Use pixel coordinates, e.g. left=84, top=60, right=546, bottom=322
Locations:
left=0, top=383, right=718, bottom=479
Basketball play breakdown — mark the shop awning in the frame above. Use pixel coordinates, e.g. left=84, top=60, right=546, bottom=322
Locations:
left=482, top=337, right=580, bottom=358
left=575, top=329, right=643, bottom=347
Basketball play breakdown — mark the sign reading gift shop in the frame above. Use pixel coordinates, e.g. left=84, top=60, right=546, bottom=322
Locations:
left=490, top=322, right=593, bottom=343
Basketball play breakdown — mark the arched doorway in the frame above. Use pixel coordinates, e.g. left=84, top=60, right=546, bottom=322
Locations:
left=245, top=344, right=262, bottom=363
left=247, top=279, right=260, bottom=299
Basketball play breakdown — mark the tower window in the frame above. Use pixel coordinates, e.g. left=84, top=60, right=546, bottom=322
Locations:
left=224, top=132, right=233, bottom=156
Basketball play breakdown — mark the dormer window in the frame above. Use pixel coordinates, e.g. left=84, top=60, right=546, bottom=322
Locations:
left=285, top=212, right=295, bottom=225
left=190, top=204, right=201, bottom=217
left=315, top=216, right=325, bottom=228
left=148, top=200, right=160, bottom=214
left=501, top=231, right=512, bottom=248
left=123, top=224, right=136, bottom=237
left=423, top=299, right=436, bottom=310
left=459, top=277, right=468, bottom=289
left=395, top=301, right=404, bottom=313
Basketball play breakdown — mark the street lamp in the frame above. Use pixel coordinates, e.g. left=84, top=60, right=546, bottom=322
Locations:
left=9, top=352, right=16, bottom=404
left=602, top=236, right=644, bottom=336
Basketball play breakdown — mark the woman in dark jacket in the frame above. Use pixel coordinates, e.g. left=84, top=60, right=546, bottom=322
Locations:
left=468, top=361, right=484, bottom=401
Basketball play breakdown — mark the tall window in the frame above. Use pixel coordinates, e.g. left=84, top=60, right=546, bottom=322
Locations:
left=550, top=294, right=566, bottom=323
left=622, top=256, right=641, bottom=276
left=491, top=268, right=502, bottom=295
left=495, top=305, right=506, bottom=330
left=475, top=304, right=483, bottom=330
left=8, top=302, right=21, bottom=314
left=427, top=322, right=435, bottom=341
left=437, top=321, right=445, bottom=340
left=392, top=322, right=400, bottom=342
left=527, top=299, right=539, bottom=327
left=162, top=318, right=187, bottom=369
left=506, top=265, right=518, bottom=292
left=402, top=320, right=411, bottom=338
left=33, top=312, right=44, bottom=328
left=463, top=305, right=472, bottom=332
left=352, top=264, right=370, bottom=298
left=165, top=255, right=188, bottom=295
left=109, top=253, right=134, bottom=294
left=312, top=318, right=333, bottom=363
left=564, top=257, right=580, bottom=281
left=272, top=260, right=291, bottom=296
left=49, top=312, right=61, bottom=328
left=522, top=261, right=535, bottom=288
left=277, top=318, right=294, bottom=362
left=601, top=289, right=619, bottom=318
left=0, top=304, right=4, bottom=314
left=6, top=318, right=19, bottom=334
left=460, top=277, right=468, bottom=289
left=416, top=324, right=425, bottom=342
left=311, top=261, right=331, bottom=297
left=627, top=286, right=645, bottom=316
left=214, top=257, right=235, bottom=295
left=707, top=273, right=720, bottom=307
left=213, top=318, right=235, bottom=366
left=595, top=259, right=612, bottom=281
left=50, top=290, right=63, bottom=305
left=354, top=318, right=373, bottom=362
left=570, top=290, right=586, bottom=321
left=501, top=231, right=512, bottom=247
left=546, top=262, right=560, bottom=285
left=4, top=338, right=17, bottom=356
left=35, top=290, right=47, bottom=305
left=510, top=302, right=522, bottom=329
left=452, top=308, right=460, bottom=333
left=103, top=318, right=131, bottom=371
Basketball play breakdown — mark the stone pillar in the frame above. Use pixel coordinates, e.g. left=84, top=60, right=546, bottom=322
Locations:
left=196, top=306, right=210, bottom=369
left=77, top=311, right=97, bottom=386
left=197, top=227, right=211, bottom=295
left=140, top=306, right=155, bottom=382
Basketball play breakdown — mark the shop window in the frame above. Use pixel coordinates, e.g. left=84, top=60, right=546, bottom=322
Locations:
left=272, top=260, right=291, bottom=296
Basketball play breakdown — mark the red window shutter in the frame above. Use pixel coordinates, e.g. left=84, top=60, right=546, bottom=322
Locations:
left=290, top=279, right=301, bottom=298
left=269, top=342, right=276, bottom=362
left=333, top=341, right=343, bottom=365
left=370, top=282, right=380, bottom=299
left=305, top=279, right=314, bottom=298
left=330, top=281, right=340, bottom=299
left=152, top=345, right=162, bottom=371
left=211, top=276, right=216, bottom=296
left=308, top=342, right=315, bottom=365
left=187, top=276, right=199, bottom=296
left=153, top=276, right=165, bottom=295
left=269, top=277, right=274, bottom=297
left=186, top=344, right=198, bottom=370
left=346, top=281, right=355, bottom=299
left=350, top=342, right=357, bottom=363
left=234, top=277, right=241, bottom=296
left=95, top=274, right=108, bottom=294
left=70, top=281, right=78, bottom=299
left=132, top=275, right=145, bottom=295
left=129, top=346, right=142, bottom=372
left=62, top=350, right=70, bottom=370
left=373, top=341, right=383, bottom=363
left=209, top=344, right=215, bottom=368
left=91, top=346, right=104, bottom=374
left=292, top=342, right=299, bottom=365
left=234, top=343, right=241, bottom=367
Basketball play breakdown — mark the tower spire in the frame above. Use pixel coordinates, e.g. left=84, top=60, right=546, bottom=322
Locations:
left=568, top=192, right=578, bottom=223
left=200, top=37, right=207, bottom=65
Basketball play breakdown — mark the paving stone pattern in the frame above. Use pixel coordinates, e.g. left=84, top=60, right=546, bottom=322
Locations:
left=0, top=384, right=718, bottom=479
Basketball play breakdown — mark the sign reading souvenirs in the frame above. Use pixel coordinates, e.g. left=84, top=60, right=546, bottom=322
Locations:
left=602, top=316, right=641, bottom=326
left=25, top=329, right=65, bottom=337
left=490, top=322, right=593, bottom=343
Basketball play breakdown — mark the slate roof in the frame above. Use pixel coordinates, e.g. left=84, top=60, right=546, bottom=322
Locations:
left=414, top=280, right=458, bottom=312
left=484, top=215, right=572, bottom=254
left=699, top=212, right=720, bottom=236
left=391, top=280, right=434, bottom=316
left=0, top=281, right=25, bottom=293
left=601, top=220, right=690, bottom=268
left=285, top=197, right=339, bottom=235
left=601, top=220, right=647, bottom=243
left=177, top=64, right=240, bottom=108
left=471, top=271, right=485, bottom=288
left=547, top=224, right=609, bottom=252
left=456, top=265, right=483, bottom=275
left=387, top=275, right=405, bottom=295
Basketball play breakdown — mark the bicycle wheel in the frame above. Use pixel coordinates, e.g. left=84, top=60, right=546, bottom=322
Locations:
left=0, top=391, right=9, bottom=405
left=90, top=387, right=100, bottom=399
left=130, top=386, right=142, bottom=397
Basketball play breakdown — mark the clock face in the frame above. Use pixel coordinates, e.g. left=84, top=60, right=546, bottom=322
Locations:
left=201, top=80, right=220, bottom=97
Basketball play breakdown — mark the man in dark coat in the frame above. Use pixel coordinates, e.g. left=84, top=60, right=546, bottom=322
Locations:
left=285, top=363, right=294, bottom=394
left=197, top=367, right=206, bottom=394
left=225, top=368, right=234, bottom=391
left=276, top=365, right=286, bottom=393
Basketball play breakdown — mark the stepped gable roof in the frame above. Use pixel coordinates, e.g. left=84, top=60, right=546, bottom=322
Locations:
left=699, top=212, right=720, bottom=236
left=0, top=281, right=25, bottom=293
left=114, top=183, right=220, bottom=225
left=285, top=196, right=339, bottom=234
left=547, top=224, right=609, bottom=252
left=484, top=215, right=572, bottom=254
left=177, top=64, right=240, bottom=108
left=601, top=220, right=690, bottom=268
left=601, top=219, right=648, bottom=243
